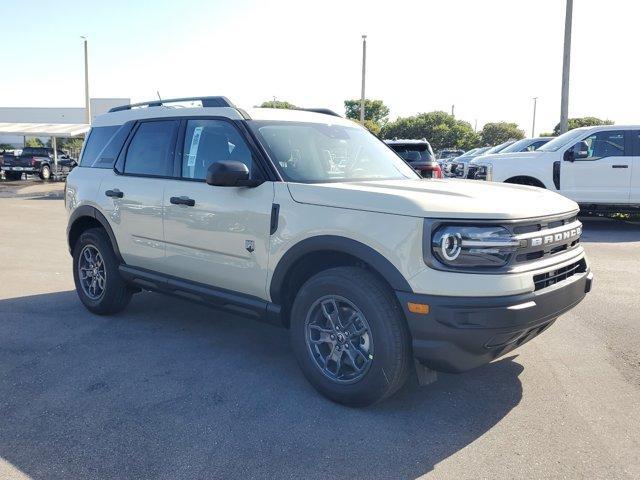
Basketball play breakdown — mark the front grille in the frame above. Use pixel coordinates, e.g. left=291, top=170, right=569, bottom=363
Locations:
left=510, top=214, right=581, bottom=265
left=533, top=259, right=586, bottom=291
left=466, top=165, right=478, bottom=179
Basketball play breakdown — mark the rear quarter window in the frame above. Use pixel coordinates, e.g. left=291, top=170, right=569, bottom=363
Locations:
left=79, top=126, right=121, bottom=168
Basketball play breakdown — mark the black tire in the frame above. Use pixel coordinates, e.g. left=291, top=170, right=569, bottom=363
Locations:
left=290, top=267, right=411, bottom=407
left=72, top=227, right=132, bottom=315
left=39, top=164, right=51, bottom=181
left=5, top=172, right=22, bottom=181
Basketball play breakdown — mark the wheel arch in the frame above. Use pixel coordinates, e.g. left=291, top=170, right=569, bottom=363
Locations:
left=270, top=236, right=412, bottom=326
left=67, top=205, right=123, bottom=263
left=504, top=175, right=546, bottom=188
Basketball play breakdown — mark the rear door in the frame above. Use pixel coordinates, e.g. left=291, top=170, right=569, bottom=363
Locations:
left=630, top=130, right=640, bottom=203
left=561, top=129, right=632, bottom=203
left=161, top=118, right=274, bottom=299
left=98, top=119, right=179, bottom=271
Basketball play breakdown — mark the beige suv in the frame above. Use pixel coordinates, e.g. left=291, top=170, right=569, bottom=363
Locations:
left=66, top=96, right=593, bottom=406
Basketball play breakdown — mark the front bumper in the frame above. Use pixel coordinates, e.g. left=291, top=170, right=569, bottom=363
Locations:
left=396, top=268, right=593, bottom=373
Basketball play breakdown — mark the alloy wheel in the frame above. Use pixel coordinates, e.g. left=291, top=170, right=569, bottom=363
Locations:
left=304, top=295, right=373, bottom=384
left=78, top=244, right=106, bottom=300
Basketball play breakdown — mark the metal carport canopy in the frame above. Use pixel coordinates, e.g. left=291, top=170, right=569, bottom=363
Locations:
left=0, top=122, right=90, bottom=175
left=0, top=122, right=90, bottom=137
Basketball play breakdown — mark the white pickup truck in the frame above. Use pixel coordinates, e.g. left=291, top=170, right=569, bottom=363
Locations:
left=471, top=125, right=640, bottom=213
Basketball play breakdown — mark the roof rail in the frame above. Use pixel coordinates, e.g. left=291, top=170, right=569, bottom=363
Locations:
left=297, top=108, right=342, bottom=118
left=108, top=96, right=236, bottom=113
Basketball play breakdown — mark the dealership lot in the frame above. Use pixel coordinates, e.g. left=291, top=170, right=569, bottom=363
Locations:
left=0, top=180, right=639, bottom=479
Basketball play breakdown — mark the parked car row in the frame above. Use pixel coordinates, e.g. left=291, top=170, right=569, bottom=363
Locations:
left=467, top=125, right=640, bottom=213
left=445, top=138, right=553, bottom=179
left=1, top=147, right=77, bottom=180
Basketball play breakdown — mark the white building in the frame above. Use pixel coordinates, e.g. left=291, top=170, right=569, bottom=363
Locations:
left=0, top=98, right=129, bottom=146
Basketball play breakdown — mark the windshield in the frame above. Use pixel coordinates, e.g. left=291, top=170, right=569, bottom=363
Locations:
left=484, top=141, right=515, bottom=155
left=249, top=121, right=419, bottom=183
left=499, top=138, right=532, bottom=153
left=537, top=129, right=588, bottom=152
left=458, top=147, right=487, bottom=158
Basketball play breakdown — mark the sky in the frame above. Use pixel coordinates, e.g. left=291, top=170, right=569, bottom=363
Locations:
left=1, top=0, right=638, bottom=135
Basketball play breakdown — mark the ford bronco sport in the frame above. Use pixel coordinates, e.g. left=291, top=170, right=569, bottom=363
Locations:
left=66, top=96, right=593, bottom=406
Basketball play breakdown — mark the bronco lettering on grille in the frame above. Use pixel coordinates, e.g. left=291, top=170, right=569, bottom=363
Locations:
left=530, top=226, right=582, bottom=247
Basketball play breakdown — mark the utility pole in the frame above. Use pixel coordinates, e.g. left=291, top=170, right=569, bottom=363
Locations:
left=81, top=36, right=90, bottom=124
left=559, top=0, right=573, bottom=134
left=451, top=104, right=455, bottom=117
left=531, top=97, right=538, bottom=137
left=360, top=35, right=367, bottom=124
left=474, top=119, right=478, bottom=133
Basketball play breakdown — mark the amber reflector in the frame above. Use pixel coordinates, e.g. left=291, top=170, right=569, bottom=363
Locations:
left=407, top=302, right=430, bottom=315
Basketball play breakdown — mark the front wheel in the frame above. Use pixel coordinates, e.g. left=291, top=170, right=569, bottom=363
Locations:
left=290, top=267, right=411, bottom=407
left=72, top=228, right=132, bottom=315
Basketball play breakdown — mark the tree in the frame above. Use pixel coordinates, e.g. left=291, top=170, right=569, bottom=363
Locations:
left=363, top=120, right=381, bottom=137
left=25, top=138, right=44, bottom=147
left=480, top=122, right=525, bottom=146
left=380, top=111, right=479, bottom=151
left=259, top=100, right=297, bottom=109
left=552, top=117, right=613, bottom=135
left=344, top=99, right=390, bottom=125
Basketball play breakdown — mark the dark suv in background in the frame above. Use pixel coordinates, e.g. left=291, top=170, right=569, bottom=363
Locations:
left=1, top=147, right=76, bottom=180
left=384, top=138, right=442, bottom=178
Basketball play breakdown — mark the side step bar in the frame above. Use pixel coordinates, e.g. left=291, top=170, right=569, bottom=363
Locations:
left=118, top=265, right=282, bottom=326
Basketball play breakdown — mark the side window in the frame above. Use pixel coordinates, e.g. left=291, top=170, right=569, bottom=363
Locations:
left=579, top=130, right=625, bottom=159
left=79, top=126, right=119, bottom=167
left=124, top=120, right=178, bottom=176
left=181, top=119, right=254, bottom=180
left=527, top=140, right=547, bottom=151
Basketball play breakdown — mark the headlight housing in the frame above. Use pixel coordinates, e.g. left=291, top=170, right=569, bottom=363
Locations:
left=431, top=225, right=519, bottom=268
left=474, top=163, right=492, bottom=181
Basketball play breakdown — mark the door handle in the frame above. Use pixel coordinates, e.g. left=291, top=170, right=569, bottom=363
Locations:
left=170, top=196, right=196, bottom=206
left=105, top=189, right=124, bottom=198
left=612, top=165, right=628, bottom=168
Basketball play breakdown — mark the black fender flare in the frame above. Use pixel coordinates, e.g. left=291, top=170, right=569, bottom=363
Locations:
left=269, top=235, right=413, bottom=304
left=67, top=205, right=124, bottom=263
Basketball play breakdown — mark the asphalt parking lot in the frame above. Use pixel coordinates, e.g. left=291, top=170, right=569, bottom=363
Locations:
left=1, top=179, right=639, bottom=480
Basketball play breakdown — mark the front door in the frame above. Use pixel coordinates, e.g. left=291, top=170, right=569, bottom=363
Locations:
left=162, top=118, right=274, bottom=300
left=561, top=129, right=632, bottom=204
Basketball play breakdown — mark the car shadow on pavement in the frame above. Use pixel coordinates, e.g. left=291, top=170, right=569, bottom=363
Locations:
left=0, top=290, right=524, bottom=480
left=579, top=217, right=640, bottom=243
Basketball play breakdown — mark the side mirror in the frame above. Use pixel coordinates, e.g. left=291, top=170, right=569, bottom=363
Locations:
left=205, top=160, right=262, bottom=187
left=575, top=141, right=590, bottom=159
left=563, top=148, right=575, bottom=162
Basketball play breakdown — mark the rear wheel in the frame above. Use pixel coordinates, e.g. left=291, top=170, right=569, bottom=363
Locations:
left=39, top=164, right=51, bottom=180
left=290, top=267, right=411, bottom=407
left=5, top=172, right=22, bottom=181
left=73, top=228, right=132, bottom=315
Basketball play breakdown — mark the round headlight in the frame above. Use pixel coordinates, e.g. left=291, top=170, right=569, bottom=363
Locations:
left=440, top=232, right=462, bottom=260
left=431, top=225, right=519, bottom=268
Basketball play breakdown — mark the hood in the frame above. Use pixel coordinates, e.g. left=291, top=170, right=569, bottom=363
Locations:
left=472, top=151, right=543, bottom=165
left=287, top=179, right=578, bottom=220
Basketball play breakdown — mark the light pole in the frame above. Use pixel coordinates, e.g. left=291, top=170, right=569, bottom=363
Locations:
left=81, top=36, right=90, bottom=124
left=359, top=35, right=367, bottom=124
left=559, top=0, right=573, bottom=134
left=531, top=97, right=538, bottom=137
